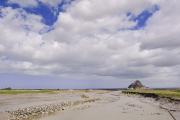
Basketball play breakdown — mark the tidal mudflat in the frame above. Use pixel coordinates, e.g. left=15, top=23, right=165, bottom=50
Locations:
left=0, top=90, right=179, bottom=120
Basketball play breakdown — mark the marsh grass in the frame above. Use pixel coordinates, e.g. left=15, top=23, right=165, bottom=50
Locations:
left=0, top=89, right=103, bottom=95
left=174, top=89, right=180, bottom=92
left=123, top=89, right=180, bottom=100
left=0, top=89, right=58, bottom=94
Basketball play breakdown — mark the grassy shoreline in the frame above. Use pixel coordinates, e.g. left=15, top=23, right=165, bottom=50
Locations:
left=122, top=89, right=180, bottom=101
left=0, top=89, right=107, bottom=94
left=0, top=89, right=59, bottom=94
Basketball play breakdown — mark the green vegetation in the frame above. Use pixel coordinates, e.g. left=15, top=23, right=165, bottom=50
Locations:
left=0, top=89, right=103, bottom=95
left=122, top=89, right=180, bottom=100
left=0, top=89, right=59, bottom=94
left=174, top=89, right=180, bottom=93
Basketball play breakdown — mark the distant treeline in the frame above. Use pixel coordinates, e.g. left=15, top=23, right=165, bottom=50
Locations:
left=1, top=87, right=12, bottom=90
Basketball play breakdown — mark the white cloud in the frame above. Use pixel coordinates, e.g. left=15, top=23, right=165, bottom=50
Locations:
left=8, top=0, right=38, bottom=7
left=0, top=0, right=180, bottom=87
left=140, top=0, right=180, bottom=49
left=39, top=0, right=63, bottom=7
left=8, top=0, right=72, bottom=8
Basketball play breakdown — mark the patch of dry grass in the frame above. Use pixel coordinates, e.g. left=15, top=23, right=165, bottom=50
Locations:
left=0, top=90, right=58, bottom=94
left=123, top=89, right=180, bottom=100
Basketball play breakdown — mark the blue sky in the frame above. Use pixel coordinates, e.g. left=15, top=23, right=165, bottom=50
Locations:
left=0, top=0, right=158, bottom=28
left=0, top=0, right=180, bottom=89
left=0, top=0, right=74, bottom=25
left=128, top=5, right=159, bottom=30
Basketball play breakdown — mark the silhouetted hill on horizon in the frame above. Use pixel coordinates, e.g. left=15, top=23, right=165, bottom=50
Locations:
left=128, top=80, right=145, bottom=89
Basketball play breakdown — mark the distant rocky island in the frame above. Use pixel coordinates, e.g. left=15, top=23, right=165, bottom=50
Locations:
left=128, top=80, right=146, bottom=89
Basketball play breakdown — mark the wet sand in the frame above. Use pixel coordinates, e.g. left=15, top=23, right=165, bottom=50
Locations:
left=0, top=90, right=179, bottom=120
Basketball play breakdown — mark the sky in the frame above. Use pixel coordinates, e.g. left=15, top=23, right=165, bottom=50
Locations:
left=0, top=0, right=180, bottom=89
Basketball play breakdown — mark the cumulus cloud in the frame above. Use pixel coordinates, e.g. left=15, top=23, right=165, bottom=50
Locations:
left=8, top=0, right=38, bottom=7
left=0, top=0, right=180, bottom=87
left=39, top=0, right=63, bottom=7
left=8, top=0, right=72, bottom=8
left=140, top=0, right=180, bottom=49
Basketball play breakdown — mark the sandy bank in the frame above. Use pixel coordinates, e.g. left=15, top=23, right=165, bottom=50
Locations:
left=0, top=90, right=179, bottom=120
left=40, top=91, right=176, bottom=120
